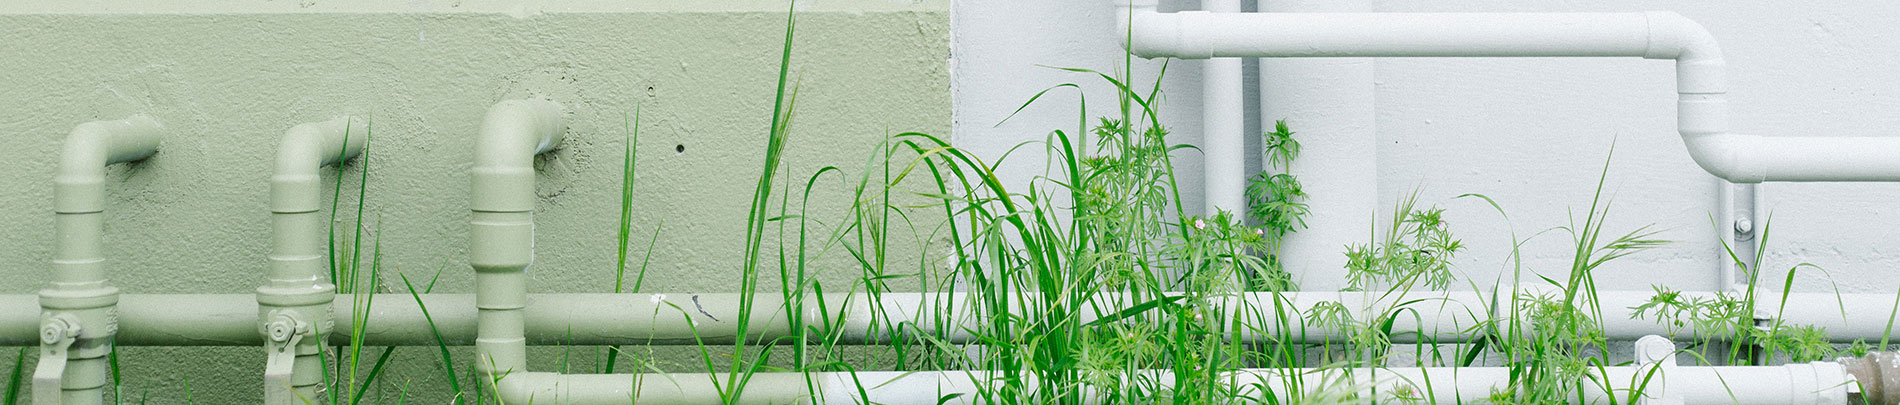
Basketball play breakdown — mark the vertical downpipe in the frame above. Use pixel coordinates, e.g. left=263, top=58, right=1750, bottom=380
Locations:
left=469, top=100, right=565, bottom=393
left=1201, top=0, right=1244, bottom=216
left=1258, top=0, right=1378, bottom=291
left=38, top=115, right=162, bottom=405
left=258, top=117, right=367, bottom=404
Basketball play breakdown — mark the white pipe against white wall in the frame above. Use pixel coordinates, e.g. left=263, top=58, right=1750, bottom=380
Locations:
left=497, top=363, right=1850, bottom=404
left=37, top=115, right=162, bottom=405
left=257, top=117, right=368, bottom=404
left=1198, top=0, right=1244, bottom=216
left=1116, top=1, right=1900, bottom=185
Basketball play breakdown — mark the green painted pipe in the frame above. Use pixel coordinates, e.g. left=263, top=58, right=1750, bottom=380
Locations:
left=0, top=293, right=852, bottom=347
left=257, top=117, right=368, bottom=404
left=469, top=99, right=565, bottom=379
left=38, top=115, right=162, bottom=405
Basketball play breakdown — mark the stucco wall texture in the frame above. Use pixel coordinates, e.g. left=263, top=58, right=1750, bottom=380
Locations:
left=0, top=2, right=948, bottom=403
left=956, top=0, right=1900, bottom=294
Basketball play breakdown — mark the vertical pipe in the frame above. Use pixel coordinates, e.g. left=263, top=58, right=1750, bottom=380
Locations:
left=38, top=115, right=162, bottom=405
left=257, top=117, right=367, bottom=403
left=469, top=99, right=565, bottom=379
left=1257, top=0, right=1377, bottom=291
left=1201, top=0, right=1244, bottom=217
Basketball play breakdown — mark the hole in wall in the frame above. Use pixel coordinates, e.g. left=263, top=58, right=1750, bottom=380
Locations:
left=675, top=144, right=686, bottom=154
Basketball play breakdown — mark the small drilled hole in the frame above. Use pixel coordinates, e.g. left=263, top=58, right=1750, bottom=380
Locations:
left=675, top=144, right=686, bottom=154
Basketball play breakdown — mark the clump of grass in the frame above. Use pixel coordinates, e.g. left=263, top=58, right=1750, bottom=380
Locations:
left=1630, top=216, right=1850, bottom=366
left=5, top=347, right=23, bottom=404
left=306, top=118, right=408, bottom=405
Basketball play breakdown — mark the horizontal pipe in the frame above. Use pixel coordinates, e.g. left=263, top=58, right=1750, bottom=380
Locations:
left=1119, top=4, right=1900, bottom=185
left=1127, top=11, right=1655, bottom=60
left=498, top=363, right=1850, bottom=404
left=6, top=289, right=1897, bottom=347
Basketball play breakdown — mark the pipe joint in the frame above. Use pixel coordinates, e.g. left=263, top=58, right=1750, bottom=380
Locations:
left=1684, top=133, right=1766, bottom=183
left=1123, top=9, right=1197, bottom=59
left=1643, top=11, right=1727, bottom=94
left=271, top=117, right=369, bottom=213
left=472, top=99, right=566, bottom=212
left=54, top=115, right=162, bottom=214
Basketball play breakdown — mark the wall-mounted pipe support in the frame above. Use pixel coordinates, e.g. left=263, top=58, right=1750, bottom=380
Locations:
left=37, top=115, right=161, bottom=405
left=1116, top=2, right=1900, bottom=184
left=257, top=117, right=367, bottom=404
left=468, top=99, right=565, bottom=384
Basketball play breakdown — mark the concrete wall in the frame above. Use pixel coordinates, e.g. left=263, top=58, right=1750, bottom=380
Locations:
left=0, top=1, right=948, bottom=402
left=954, top=0, right=1900, bottom=294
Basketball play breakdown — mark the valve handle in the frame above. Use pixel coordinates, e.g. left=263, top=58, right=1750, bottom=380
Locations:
left=263, top=312, right=309, bottom=405
left=32, top=316, right=79, bottom=405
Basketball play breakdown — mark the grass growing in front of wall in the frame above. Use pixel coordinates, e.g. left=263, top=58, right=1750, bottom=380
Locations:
left=7, top=7, right=1877, bottom=405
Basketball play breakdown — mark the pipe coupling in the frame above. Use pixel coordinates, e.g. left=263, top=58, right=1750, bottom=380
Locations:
left=1839, top=352, right=1900, bottom=404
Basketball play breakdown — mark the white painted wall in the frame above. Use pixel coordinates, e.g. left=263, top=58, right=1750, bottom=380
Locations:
left=953, top=0, right=1900, bottom=294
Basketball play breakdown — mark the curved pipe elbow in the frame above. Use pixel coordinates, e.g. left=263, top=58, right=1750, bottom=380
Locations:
left=474, top=99, right=566, bottom=172
left=1117, top=1, right=1191, bottom=59
left=1683, top=133, right=1765, bottom=183
left=271, top=117, right=369, bottom=212
left=55, top=115, right=162, bottom=214
left=1644, top=11, right=1727, bottom=94
left=472, top=99, right=566, bottom=213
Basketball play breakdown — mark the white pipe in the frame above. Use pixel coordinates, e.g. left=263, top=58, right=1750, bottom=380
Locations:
left=1199, top=0, right=1243, bottom=216
left=38, top=115, right=162, bottom=405
left=497, top=363, right=1851, bottom=404
left=1116, top=2, right=1900, bottom=184
left=257, top=117, right=368, bottom=403
left=12, top=288, right=1900, bottom=347
left=0, top=291, right=1479, bottom=346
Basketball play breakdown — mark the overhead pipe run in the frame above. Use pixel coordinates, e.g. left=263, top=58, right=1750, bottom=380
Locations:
left=37, top=115, right=162, bottom=405
left=257, top=117, right=368, bottom=404
left=1117, top=0, right=1900, bottom=184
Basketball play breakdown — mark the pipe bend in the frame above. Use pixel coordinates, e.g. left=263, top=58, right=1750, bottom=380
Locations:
left=1683, top=132, right=1765, bottom=183
left=474, top=99, right=567, bottom=171
left=55, top=115, right=162, bottom=213
left=273, top=117, right=368, bottom=180
left=472, top=99, right=567, bottom=213
left=271, top=117, right=368, bottom=213
left=1644, top=11, right=1726, bottom=94
left=1119, top=3, right=1190, bottom=59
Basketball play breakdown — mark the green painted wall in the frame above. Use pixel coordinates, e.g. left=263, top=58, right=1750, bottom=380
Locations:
left=0, top=3, right=949, bottom=403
